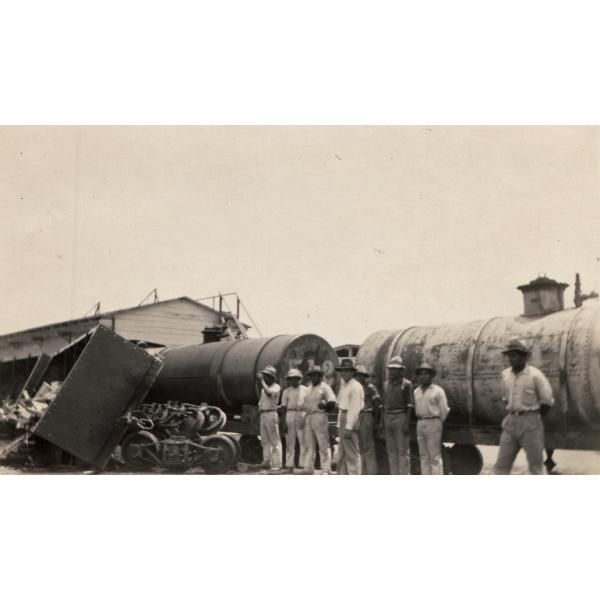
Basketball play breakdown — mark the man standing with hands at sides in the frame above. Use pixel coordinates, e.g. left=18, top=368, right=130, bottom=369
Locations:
left=354, top=365, right=381, bottom=475
left=414, top=363, right=449, bottom=475
left=257, top=365, right=283, bottom=473
left=280, top=368, right=308, bottom=473
left=383, top=356, right=414, bottom=475
left=303, top=365, right=337, bottom=475
left=494, top=339, right=554, bottom=475
left=336, top=359, right=364, bottom=475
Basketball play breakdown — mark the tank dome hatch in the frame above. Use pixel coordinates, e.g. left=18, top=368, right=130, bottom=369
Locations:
left=517, top=275, right=569, bottom=317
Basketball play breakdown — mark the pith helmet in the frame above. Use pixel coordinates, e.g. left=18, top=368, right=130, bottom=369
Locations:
left=335, top=358, right=357, bottom=372
left=415, top=362, right=437, bottom=376
left=260, top=365, right=278, bottom=379
left=502, top=339, right=531, bottom=355
left=286, top=368, right=303, bottom=379
left=354, top=365, right=370, bottom=377
left=386, top=356, right=405, bottom=369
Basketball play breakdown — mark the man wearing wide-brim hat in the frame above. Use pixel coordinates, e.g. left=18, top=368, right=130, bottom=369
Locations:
left=257, top=365, right=283, bottom=473
left=493, top=339, right=555, bottom=475
left=335, top=359, right=364, bottom=475
left=382, top=356, right=414, bottom=475
left=354, top=365, right=381, bottom=475
left=414, top=362, right=449, bottom=475
left=280, top=368, right=308, bottom=473
left=302, top=365, right=337, bottom=474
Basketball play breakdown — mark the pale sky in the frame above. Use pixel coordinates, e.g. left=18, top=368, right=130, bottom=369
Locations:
left=1, top=126, right=599, bottom=347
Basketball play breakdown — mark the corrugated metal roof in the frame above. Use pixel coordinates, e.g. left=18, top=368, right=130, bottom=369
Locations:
left=0, top=296, right=236, bottom=341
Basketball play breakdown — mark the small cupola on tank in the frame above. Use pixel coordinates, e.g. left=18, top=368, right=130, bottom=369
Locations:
left=517, top=275, right=569, bottom=317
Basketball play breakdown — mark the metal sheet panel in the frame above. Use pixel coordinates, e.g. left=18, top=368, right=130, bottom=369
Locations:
left=34, top=326, right=163, bottom=468
left=16, top=353, right=52, bottom=399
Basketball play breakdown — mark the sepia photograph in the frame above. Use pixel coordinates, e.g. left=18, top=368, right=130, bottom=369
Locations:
left=2, top=4, right=600, bottom=599
left=1, top=125, right=599, bottom=477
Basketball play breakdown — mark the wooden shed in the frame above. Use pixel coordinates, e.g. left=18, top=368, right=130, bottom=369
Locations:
left=0, top=296, right=245, bottom=402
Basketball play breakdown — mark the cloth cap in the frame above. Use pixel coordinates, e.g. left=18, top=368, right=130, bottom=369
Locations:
left=502, top=339, right=531, bottom=355
left=306, top=365, right=323, bottom=376
left=415, top=362, right=437, bottom=376
left=354, top=365, right=370, bottom=377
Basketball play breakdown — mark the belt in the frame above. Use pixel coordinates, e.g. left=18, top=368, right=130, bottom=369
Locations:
left=385, top=409, right=406, bottom=414
left=360, top=409, right=374, bottom=414
left=417, top=416, right=440, bottom=420
left=259, top=409, right=277, bottom=413
left=287, top=409, right=305, bottom=412
left=305, top=410, right=326, bottom=415
left=508, top=409, right=540, bottom=415
left=339, top=409, right=348, bottom=413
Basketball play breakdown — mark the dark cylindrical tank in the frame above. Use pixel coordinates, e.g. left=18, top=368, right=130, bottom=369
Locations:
left=357, top=305, right=600, bottom=430
left=146, top=334, right=339, bottom=413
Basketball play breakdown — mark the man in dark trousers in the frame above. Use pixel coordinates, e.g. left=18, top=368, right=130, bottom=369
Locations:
left=354, top=365, right=381, bottom=475
left=494, top=339, right=555, bottom=475
left=382, top=356, right=414, bottom=475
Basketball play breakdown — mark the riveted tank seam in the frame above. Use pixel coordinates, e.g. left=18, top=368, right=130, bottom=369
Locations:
left=254, top=334, right=289, bottom=384
left=468, top=317, right=501, bottom=426
left=386, top=327, right=416, bottom=371
left=209, top=340, right=240, bottom=407
left=558, top=307, right=582, bottom=434
left=583, top=307, right=600, bottom=422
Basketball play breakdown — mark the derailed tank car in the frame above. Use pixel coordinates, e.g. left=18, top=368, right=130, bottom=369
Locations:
left=146, top=334, right=340, bottom=462
left=358, top=275, right=600, bottom=474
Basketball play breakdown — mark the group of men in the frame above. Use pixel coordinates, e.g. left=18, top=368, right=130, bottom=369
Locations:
left=256, top=337, right=554, bottom=475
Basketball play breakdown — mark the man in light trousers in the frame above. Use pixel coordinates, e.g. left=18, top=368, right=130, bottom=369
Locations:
left=383, top=356, right=414, bottom=475
left=494, top=339, right=555, bottom=475
left=354, top=365, right=381, bottom=475
left=303, top=365, right=336, bottom=475
left=414, top=363, right=449, bottom=475
left=336, top=359, right=364, bottom=475
left=280, top=368, right=308, bottom=472
left=257, top=365, right=283, bottom=473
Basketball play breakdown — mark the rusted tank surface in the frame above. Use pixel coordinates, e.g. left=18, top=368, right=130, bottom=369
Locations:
left=357, top=305, right=600, bottom=432
left=146, top=334, right=339, bottom=412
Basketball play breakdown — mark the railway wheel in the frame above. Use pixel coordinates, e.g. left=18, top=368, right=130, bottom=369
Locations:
left=121, top=431, right=160, bottom=470
left=215, top=433, right=241, bottom=465
left=448, top=444, right=483, bottom=475
left=200, top=435, right=239, bottom=474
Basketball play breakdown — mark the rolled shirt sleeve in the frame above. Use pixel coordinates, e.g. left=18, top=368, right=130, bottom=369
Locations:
left=533, top=370, right=555, bottom=406
left=438, top=387, right=450, bottom=421
left=323, top=383, right=336, bottom=404
left=268, top=384, right=281, bottom=408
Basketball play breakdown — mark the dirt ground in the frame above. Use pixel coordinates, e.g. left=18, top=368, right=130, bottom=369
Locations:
left=2, top=437, right=599, bottom=475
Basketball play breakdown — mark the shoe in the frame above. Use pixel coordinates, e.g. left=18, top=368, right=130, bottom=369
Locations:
left=284, top=467, right=294, bottom=474
left=268, top=468, right=282, bottom=474
left=320, top=471, right=330, bottom=475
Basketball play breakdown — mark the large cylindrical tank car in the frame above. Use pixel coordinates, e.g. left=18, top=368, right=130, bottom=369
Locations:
left=358, top=275, right=600, bottom=474
left=145, top=334, right=339, bottom=462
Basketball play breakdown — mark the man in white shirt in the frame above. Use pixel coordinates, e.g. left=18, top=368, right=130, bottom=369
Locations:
left=303, top=365, right=336, bottom=475
left=494, top=339, right=555, bottom=475
left=257, top=365, right=283, bottom=473
left=414, top=363, right=449, bottom=475
left=280, top=368, right=308, bottom=473
left=335, top=359, right=364, bottom=475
